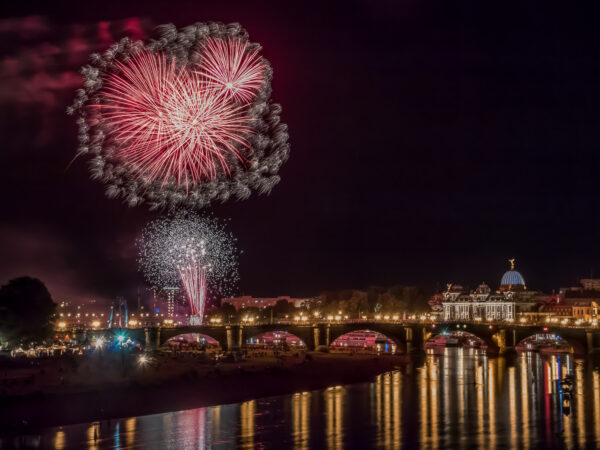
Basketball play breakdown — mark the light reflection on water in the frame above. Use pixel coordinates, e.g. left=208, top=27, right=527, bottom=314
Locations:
left=3, top=348, right=600, bottom=448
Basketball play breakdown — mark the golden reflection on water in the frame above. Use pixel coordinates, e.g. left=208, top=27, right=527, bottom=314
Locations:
left=53, top=430, right=65, bottom=450
left=240, top=399, right=256, bottom=449
left=575, top=361, right=585, bottom=449
left=419, top=363, right=428, bottom=448
left=457, top=347, right=465, bottom=446
left=487, top=358, right=496, bottom=450
left=443, top=348, right=450, bottom=448
left=325, top=386, right=344, bottom=450
left=292, top=392, right=311, bottom=449
left=428, top=357, right=438, bottom=450
left=374, top=372, right=402, bottom=448
left=124, top=417, right=136, bottom=448
left=392, top=371, right=402, bottom=449
left=519, top=354, right=530, bottom=448
left=35, top=348, right=600, bottom=449
left=593, top=369, right=600, bottom=444
left=86, top=422, right=99, bottom=450
left=508, top=366, right=517, bottom=449
left=211, top=406, right=221, bottom=444
left=475, top=360, right=484, bottom=449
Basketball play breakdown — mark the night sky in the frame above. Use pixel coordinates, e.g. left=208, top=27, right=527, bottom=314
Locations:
left=2, top=1, right=600, bottom=305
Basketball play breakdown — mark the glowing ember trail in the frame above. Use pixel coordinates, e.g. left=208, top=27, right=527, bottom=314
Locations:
left=138, top=213, right=238, bottom=324
left=70, top=22, right=290, bottom=210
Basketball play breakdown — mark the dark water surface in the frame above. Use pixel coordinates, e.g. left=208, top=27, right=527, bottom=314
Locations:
left=3, top=348, right=600, bottom=449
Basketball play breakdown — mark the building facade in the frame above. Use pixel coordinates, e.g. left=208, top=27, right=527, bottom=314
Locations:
left=221, top=296, right=311, bottom=311
left=442, top=260, right=529, bottom=321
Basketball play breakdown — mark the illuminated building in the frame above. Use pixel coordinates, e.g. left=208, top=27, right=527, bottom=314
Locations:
left=441, top=260, right=534, bottom=321
left=499, top=258, right=526, bottom=292
left=580, top=279, right=600, bottom=291
left=164, top=286, right=179, bottom=318
left=541, top=299, right=599, bottom=320
left=56, top=299, right=109, bottom=327
left=221, top=295, right=310, bottom=310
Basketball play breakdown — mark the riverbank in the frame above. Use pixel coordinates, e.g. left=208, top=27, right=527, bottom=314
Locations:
left=0, top=352, right=409, bottom=431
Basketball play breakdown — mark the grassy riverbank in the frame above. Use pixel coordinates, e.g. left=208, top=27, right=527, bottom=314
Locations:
left=0, top=352, right=409, bottom=430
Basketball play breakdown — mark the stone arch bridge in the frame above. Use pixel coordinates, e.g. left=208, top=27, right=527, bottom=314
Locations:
left=81, top=322, right=600, bottom=355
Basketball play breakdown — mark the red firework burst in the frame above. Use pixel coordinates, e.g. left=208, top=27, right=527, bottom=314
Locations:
left=195, top=37, right=266, bottom=103
left=99, top=50, right=252, bottom=187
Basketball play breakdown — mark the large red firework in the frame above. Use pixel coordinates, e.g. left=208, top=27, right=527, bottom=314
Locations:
left=71, top=22, right=289, bottom=210
left=100, top=49, right=254, bottom=188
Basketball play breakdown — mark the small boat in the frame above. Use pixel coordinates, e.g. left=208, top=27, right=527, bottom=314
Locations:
left=540, top=344, right=571, bottom=355
left=445, top=338, right=459, bottom=347
left=424, top=335, right=448, bottom=350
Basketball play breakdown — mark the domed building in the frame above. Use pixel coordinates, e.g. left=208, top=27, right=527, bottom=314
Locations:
left=499, top=259, right=526, bottom=292
left=440, top=259, right=532, bottom=321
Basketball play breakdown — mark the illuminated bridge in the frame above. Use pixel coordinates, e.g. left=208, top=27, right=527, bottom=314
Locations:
left=66, top=320, right=600, bottom=356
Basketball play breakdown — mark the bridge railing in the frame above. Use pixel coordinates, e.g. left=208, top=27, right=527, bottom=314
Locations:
left=58, top=317, right=600, bottom=332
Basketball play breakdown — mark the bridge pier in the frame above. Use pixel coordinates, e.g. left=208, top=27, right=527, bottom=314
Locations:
left=156, top=327, right=161, bottom=349
left=585, top=331, right=600, bottom=354
left=500, top=327, right=517, bottom=355
left=405, top=327, right=414, bottom=353
left=312, top=325, right=320, bottom=350
left=226, top=326, right=234, bottom=351
left=144, top=327, right=151, bottom=350
left=422, top=327, right=432, bottom=343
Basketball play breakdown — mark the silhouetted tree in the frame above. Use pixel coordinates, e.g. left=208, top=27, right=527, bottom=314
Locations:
left=274, top=299, right=293, bottom=317
left=0, top=277, right=56, bottom=346
left=367, top=286, right=385, bottom=312
left=219, top=302, right=238, bottom=322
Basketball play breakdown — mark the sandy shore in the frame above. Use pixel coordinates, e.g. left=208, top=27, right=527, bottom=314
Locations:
left=0, top=352, right=410, bottom=431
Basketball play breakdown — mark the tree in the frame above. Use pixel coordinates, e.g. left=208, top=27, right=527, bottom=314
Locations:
left=219, top=302, right=238, bottom=322
left=0, top=277, right=56, bottom=346
left=274, top=299, right=293, bottom=318
left=367, top=286, right=385, bottom=312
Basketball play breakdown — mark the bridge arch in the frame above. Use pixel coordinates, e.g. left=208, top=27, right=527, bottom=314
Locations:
left=241, top=325, right=317, bottom=350
left=158, top=326, right=230, bottom=349
left=330, top=329, right=400, bottom=354
left=326, top=323, right=408, bottom=351
left=162, top=333, right=222, bottom=352
left=515, top=333, right=575, bottom=354
left=425, top=330, right=488, bottom=350
left=244, top=330, right=307, bottom=349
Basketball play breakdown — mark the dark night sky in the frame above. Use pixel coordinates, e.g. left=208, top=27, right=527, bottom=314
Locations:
left=1, top=1, right=600, bottom=305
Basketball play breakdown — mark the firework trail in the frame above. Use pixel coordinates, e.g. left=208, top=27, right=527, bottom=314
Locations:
left=69, top=22, right=289, bottom=210
left=138, top=213, right=239, bottom=324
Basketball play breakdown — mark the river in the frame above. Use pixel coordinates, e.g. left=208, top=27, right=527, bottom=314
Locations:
left=2, top=348, right=599, bottom=449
